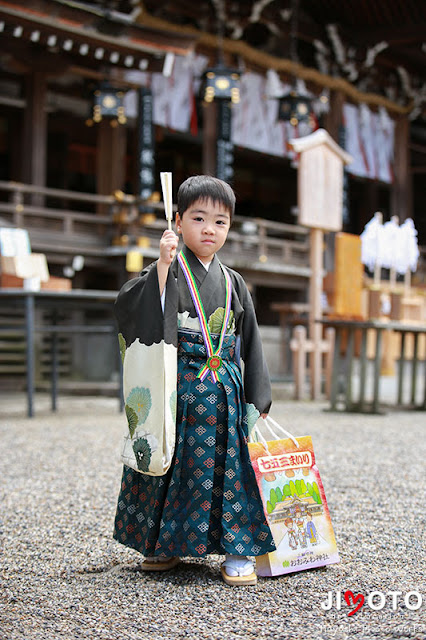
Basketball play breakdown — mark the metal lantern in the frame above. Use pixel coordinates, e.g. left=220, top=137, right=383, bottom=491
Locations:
left=202, top=65, right=240, bottom=103
left=278, top=91, right=312, bottom=126
left=93, top=84, right=126, bottom=124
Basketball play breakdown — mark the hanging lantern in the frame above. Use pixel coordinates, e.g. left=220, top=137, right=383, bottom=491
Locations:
left=202, top=64, right=240, bottom=103
left=278, top=91, right=312, bottom=126
left=92, top=84, right=127, bottom=125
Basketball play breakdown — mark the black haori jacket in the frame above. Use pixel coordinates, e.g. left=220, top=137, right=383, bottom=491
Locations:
left=114, top=246, right=272, bottom=475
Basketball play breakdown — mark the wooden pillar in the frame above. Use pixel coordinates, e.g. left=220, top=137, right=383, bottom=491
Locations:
left=96, top=120, right=127, bottom=210
left=202, top=101, right=217, bottom=176
left=323, top=91, right=344, bottom=143
left=22, top=71, right=47, bottom=202
left=391, top=116, right=412, bottom=221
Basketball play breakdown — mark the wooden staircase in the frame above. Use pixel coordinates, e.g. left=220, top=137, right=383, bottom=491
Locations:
left=0, top=305, right=73, bottom=389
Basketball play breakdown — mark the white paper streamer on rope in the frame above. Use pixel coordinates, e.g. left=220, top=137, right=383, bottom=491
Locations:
left=396, top=218, right=420, bottom=274
left=381, top=217, right=400, bottom=269
left=360, top=213, right=385, bottom=271
left=364, top=41, right=389, bottom=68
left=361, top=215, right=419, bottom=276
left=313, top=39, right=330, bottom=75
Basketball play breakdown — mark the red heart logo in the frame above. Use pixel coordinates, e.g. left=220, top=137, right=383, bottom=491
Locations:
left=344, top=590, right=365, bottom=616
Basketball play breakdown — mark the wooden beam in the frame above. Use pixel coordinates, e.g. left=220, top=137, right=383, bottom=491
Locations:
left=3, top=40, right=71, bottom=74
left=1, top=35, right=165, bottom=74
left=0, top=0, right=196, bottom=57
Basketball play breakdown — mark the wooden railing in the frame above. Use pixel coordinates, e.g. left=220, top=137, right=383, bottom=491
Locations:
left=0, top=181, right=115, bottom=241
left=2, top=180, right=426, bottom=282
left=226, top=216, right=310, bottom=268
left=0, top=180, right=311, bottom=272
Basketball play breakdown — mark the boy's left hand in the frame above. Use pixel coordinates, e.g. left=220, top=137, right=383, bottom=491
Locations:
left=260, top=413, right=268, bottom=419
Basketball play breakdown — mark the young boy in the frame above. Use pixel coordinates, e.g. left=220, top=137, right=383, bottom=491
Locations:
left=114, top=175, right=275, bottom=585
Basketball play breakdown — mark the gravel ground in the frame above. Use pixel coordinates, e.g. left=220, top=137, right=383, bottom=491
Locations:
left=0, top=393, right=425, bottom=640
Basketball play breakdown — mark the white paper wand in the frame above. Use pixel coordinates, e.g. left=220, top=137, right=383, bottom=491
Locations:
left=160, top=172, right=173, bottom=231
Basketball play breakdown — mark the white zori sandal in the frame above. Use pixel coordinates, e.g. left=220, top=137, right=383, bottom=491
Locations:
left=221, top=554, right=257, bottom=586
left=140, top=556, right=180, bottom=571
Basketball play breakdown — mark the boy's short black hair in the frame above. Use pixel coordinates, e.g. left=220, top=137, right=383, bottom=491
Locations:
left=177, top=175, right=236, bottom=220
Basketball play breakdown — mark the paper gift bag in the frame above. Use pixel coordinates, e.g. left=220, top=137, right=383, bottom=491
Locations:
left=248, top=417, right=340, bottom=577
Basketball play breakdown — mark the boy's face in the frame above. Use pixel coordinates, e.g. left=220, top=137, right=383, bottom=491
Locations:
left=175, top=197, right=231, bottom=264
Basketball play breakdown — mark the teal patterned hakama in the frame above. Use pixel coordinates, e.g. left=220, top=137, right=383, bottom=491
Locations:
left=114, top=330, right=275, bottom=558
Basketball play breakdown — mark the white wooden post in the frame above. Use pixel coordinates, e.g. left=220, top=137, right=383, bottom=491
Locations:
left=309, top=227, right=323, bottom=399
left=373, top=212, right=383, bottom=286
left=290, top=129, right=353, bottom=400
left=324, top=327, right=335, bottom=399
left=389, top=215, right=399, bottom=289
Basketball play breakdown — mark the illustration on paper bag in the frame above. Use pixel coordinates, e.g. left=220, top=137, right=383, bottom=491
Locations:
left=249, top=436, right=340, bottom=576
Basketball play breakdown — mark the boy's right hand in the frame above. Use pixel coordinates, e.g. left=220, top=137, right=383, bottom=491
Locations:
left=159, top=230, right=179, bottom=266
